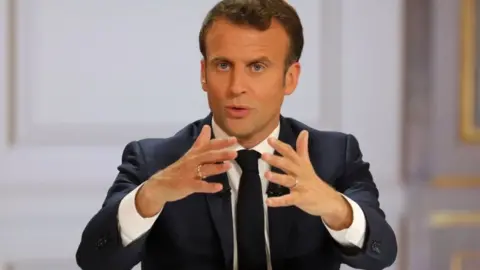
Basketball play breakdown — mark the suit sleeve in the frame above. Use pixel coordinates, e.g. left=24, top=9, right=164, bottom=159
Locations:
left=76, top=141, right=153, bottom=270
left=333, top=134, right=398, bottom=269
left=118, top=183, right=161, bottom=246
left=323, top=194, right=367, bottom=247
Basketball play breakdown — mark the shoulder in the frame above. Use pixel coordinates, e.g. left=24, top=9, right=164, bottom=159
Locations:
left=283, top=117, right=363, bottom=160
left=125, top=118, right=205, bottom=165
left=284, top=117, right=366, bottom=181
left=284, top=117, right=352, bottom=145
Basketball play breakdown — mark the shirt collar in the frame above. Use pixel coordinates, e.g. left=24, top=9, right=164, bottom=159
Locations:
left=211, top=118, right=280, bottom=155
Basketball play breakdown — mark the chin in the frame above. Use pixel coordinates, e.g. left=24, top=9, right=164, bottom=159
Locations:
left=223, top=121, right=254, bottom=138
left=225, top=126, right=251, bottom=138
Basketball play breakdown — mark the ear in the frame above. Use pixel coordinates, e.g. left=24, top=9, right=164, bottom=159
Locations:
left=284, top=62, right=301, bottom=96
left=200, top=59, right=207, bottom=92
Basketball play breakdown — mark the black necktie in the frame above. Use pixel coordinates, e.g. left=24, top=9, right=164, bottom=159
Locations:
left=235, top=149, right=267, bottom=270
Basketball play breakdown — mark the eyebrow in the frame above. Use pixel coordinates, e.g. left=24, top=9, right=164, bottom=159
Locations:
left=209, top=56, right=272, bottom=65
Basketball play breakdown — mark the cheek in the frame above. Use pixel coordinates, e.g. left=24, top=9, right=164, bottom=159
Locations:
left=206, top=72, right=229, bottom=91
left=263, top=70, right=285, bottom=87
left=205, top=83, right=226, bottom=106
left=257, top=75, right=285, bottom=98
left=254, top=90, right=284, bottom=114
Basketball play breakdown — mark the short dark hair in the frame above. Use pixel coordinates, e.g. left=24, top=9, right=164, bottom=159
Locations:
left=199, top=0, right=304, bottom=68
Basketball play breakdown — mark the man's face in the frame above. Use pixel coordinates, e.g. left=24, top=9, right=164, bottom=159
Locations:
left=201, top=18, right=300, bottom=143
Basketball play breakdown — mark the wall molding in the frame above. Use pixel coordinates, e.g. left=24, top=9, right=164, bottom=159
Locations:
left=430, top=176, right=480, bottom=188
left=459, top=0, right=480, bottom=143
left=429, top=211, right=480, bottom=228
left=450, top=251, right=480, bottom=270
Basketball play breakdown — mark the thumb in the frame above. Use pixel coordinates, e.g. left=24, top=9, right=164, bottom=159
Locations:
left=192, top=125, right=211, bottom=150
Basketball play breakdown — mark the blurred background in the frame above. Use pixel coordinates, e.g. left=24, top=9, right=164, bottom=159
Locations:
left=0, top=0, right=479, bottom=269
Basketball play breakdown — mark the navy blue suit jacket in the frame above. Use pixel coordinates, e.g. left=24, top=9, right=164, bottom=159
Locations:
left=76, top=114, right=397, bottom=270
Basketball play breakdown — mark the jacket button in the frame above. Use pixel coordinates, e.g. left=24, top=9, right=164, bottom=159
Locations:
left=96, top=237, right=108, bottom=249
left=371, top=240, right=381, bottom=254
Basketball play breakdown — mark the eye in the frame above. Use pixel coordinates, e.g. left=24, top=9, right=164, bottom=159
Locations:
left=250, top=63, right=266, bottom=72
left=217, top=62, right=230, bottom=71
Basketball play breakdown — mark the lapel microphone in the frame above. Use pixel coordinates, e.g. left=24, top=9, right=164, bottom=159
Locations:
left=266, top=183, right=290, bottom=197
left=217, top=185, right=231, bottom=198
left=213, top=175, right=231, bottom=198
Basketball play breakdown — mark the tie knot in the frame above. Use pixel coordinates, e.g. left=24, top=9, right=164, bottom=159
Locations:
left=236, top=149, right=260, bottom=172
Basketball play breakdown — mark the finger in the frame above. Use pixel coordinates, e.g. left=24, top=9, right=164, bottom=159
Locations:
left=191, top=181, right=223, bottom=194
left=267, top=138, right=300, bottom=164
left=266, top=194, right=296, bottom=207
left=191, top=125, right=212, bottom=150
left=296, top=130, right=310, bottom=161
left=195, top=149, right=238, bottom=164
left=264, top=171, right=296, bottom=188
left=200, top=136, right=238, bottom=152
left=261, top=153, right=298, bottom=175
left=197, top=162, right=232, bottom=179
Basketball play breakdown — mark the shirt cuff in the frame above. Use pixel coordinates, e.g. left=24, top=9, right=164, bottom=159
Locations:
left=323, top=194, right=366, bottom=248
left=118, top=183, right=161, bottom=246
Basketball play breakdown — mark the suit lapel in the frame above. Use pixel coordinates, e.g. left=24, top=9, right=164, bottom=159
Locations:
left=205, top=173, right=234, bottom=269
left=267, top=116, right=298, bottom=269
left=198, top=114, right=234, bottom=269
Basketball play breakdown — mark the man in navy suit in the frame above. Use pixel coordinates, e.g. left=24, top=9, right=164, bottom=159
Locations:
left=76, top=0, right=397, bottom=269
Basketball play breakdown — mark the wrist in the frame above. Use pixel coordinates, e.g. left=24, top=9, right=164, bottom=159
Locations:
left=135, top=180, right=166, bottom=218
left=322, top=193, right=353, bottom=230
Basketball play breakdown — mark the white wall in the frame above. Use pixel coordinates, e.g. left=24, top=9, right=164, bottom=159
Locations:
left=320, top=1, right=404, bottom=270
left=0, top=1, right=403, bottom=269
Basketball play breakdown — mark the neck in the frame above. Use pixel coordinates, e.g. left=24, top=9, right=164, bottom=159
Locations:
left=234, top=115, right=280, bottom=149
left=236, top=137, right=266, bottom=150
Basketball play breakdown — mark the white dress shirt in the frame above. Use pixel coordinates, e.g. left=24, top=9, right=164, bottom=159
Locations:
left=118, top=120, right=367, bottom=270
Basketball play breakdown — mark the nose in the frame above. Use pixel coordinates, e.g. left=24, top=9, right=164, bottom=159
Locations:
left=228, top=66, right=247, bottom=95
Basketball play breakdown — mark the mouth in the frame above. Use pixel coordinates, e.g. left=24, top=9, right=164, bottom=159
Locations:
left=225, top=106, right=251, bottom=118
left=226, top=105, right=250, bottom=111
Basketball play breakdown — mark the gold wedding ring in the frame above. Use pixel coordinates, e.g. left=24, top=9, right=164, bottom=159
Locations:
left=196, top=164, right=205, bottom=179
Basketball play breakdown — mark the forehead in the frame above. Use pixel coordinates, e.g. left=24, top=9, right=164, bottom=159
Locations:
left=204, top=18, right=289, bottom=61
